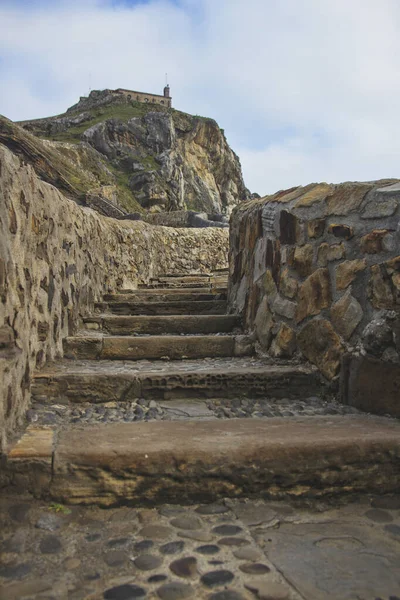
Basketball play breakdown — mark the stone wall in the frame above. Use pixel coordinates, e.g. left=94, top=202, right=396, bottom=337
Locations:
left=0, top=144, right=228, bottom=450
left=228, top=181, right=400, bottom=414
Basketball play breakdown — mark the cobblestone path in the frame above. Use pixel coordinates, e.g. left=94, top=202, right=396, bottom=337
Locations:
left=2, top=271, right=400, bottom=598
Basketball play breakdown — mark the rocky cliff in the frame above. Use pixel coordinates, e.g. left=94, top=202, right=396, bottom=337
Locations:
left=11, top=90, right=249, bottom=215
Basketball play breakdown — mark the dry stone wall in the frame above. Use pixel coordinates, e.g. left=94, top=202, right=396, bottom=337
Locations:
left=0, top=144, right=228, bottom=450
left=228, top=181, right=400, bottom=415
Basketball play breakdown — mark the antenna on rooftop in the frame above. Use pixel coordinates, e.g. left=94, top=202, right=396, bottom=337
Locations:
left=165, top=72, right=168, bottom=86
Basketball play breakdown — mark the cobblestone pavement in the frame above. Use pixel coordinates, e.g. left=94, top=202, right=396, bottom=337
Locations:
left=27, top=396, right=361, bottom=428
left=0, top=494, right=399, bottom=600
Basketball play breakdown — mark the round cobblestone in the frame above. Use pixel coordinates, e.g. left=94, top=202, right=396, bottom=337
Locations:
left=160, top=541, right=185, bottom=555
left=157, top=582, right=193, bottom=599
left=103, top=583, right=147, bottom=599
left=365, top=509, right=394, bottom=523
left=201, top=570, right=234, bottom=588
left=239, top=562, right=271, bottom=574
left=196, top=545, right=220, bottom=555
left=148, top=574, right=168, bottom=583
left=169, top=557, right=197, bottom=578
left=212, top=525, right=242, bottom=536
left=134, top=540, right=155, bottom=552
left=218, top=537, right=249, bottom=547
left=134, top=554, right=163, bottom=571
left=39, top=535, right=62, bottom=554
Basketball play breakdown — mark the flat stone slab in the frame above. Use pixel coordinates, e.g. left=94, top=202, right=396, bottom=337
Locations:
left=44, top=416, right=400, bottom=505
left=32, top=358, right=324, bottom=403
left=63, top=334, right=247, bottom=360
left=95, top=299, right=227, bottom=315
left=83, top=314, right=241, bottom=336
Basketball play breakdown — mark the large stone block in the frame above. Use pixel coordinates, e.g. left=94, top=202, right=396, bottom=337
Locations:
left=307, top=218, right=325, bottom=239
left=317, top=243, right=346, bottom=267
left=254, top=296, right=274, bottom=349
left=270, top=323, right=296, bottom=358
left=360, top=229, right=393, bottom=254
left=341, top=354, right=400, bottom=417
left=368, top=265, right=395, bottom=309
left=271, top=294, right=297, bottom=320
left=298, top=319, right=343, bottom=379
left=331, top=290, right=363, bottom=340
left=335, top=259, right=367, bottom=290
left=280, top=268, right=298, bottom=299
left=292, top=244, right=314, bottom=277
left=326, top=183, right=371, bottom=215
left=296, top=268, right=331, bottom=323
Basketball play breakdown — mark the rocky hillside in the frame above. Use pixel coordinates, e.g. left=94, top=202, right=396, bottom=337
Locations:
left=7, top=89, right=249, bottom=215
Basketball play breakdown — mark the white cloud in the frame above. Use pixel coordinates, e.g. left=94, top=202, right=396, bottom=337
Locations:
left=1, top=0, right=400, bottom=195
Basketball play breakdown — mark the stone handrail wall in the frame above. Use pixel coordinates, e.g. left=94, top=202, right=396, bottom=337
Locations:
left=0, top=144, right=228, bottom=449
left=228, top=181, right=400, bottom=412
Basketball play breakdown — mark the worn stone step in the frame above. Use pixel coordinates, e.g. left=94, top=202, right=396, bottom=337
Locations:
left=63, top=334, right=251, bottom=360
left=83, top=314, right=242, bottom=336
left=95, top=299, right=227, bottom=315
left=5, top=416, right=400, bottom=505
left=140, top=275, right=228, bottom=289
left=32, top=359, right=325, bottom=404
left=103, top=290, right=227, bottom=303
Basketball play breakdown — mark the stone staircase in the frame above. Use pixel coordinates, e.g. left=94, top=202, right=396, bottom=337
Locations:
left=4, top=271, right=400, bottom=506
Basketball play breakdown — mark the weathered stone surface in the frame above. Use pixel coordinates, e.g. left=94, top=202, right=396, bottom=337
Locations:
left=271, top=294, right=296, bottom=320
left=292, top=244, right=313, bottom=277
left=341, top=354, right=400, bottom=417
left=326, top=183, right=371, bottom=215
left=270, top=324, right=296, bottom=358
left=360, top=229, right=392, bottom=254
left=335, top=260, right=367, bottom=291
left=361, top=317, right=394, bottom=357
left=317, top=243, right=346, bottom=266
left=307, top=218, right=326, bottom=239
left=331, top=291, right=363, bottom=340
left=279, top=268, right=298, bottom=299
left=244, top=581, right=290, bottom=600
left=368, top=264, right=395, bottom=308
left=298, top=319, right=343, bottom=379
left=294, top=183, right=334, bottom=208
left=29, top=416, right=400, bottom=505
left=0, top=144, right=229, bottom=451
left=254, top=297, right=274, bottom=349
left=296, top=269, right=331, bottom=323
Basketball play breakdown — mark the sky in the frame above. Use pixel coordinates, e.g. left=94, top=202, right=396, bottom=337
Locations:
left=0, top=0, right=400, bottom=195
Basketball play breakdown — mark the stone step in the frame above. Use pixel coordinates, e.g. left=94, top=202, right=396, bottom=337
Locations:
left=103, top=290, right=227, bottom=303
left=95, top=299, right=227, bottom=315
left=83, top=314, right=242, bottom=336
left=140, top=275, right=228, bottom=289
left=63, top=334, right=251, bottom=361
left=32, top=359, right=324, bottom=404
left=5, top=416, right=400, bottom=505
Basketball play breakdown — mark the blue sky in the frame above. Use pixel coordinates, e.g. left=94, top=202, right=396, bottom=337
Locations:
left=1, top=0, right=400, bottom=194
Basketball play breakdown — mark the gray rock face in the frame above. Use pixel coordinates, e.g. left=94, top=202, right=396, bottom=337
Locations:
left=82, top=111, right=248, bottom=213
left=18, top=91, right=250, bottom=215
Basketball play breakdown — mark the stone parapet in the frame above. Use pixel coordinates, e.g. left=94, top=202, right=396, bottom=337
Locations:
left=0, top=144, right=228, bottom=449
left=228, top=181, right=400, bottom=412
